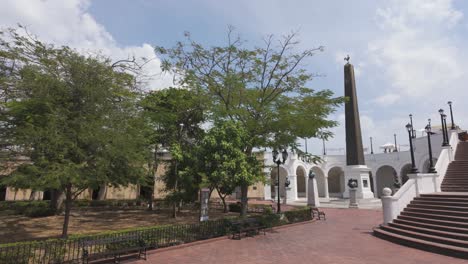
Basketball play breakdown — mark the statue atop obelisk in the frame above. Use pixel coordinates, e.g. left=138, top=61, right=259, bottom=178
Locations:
left=342, top=56, right=374, bottom=199
left=344, top=57, right=365, bottom=166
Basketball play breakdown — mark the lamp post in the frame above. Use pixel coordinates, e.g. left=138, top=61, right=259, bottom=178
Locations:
left=448, top=101, right=455, bottom=130
left=439, top=109, right=449, bottom=147
left=305, top=138, right=308, bottom=154
left=370, top=137, right=374, bottom=154
left=273, top=149, right=288, bottom=213
left=409, top=114, right=416, bottom=138
left=322, top=138, right=326, bottom=156
left=425, top=124, right=437, bottom=173
left=443, top=113, right=450, bottom=147
left=393, top=134, right=398, bottom=152
left=283, top=177, right=291, bottom=205
left=406, top=123, right=419, bottom=173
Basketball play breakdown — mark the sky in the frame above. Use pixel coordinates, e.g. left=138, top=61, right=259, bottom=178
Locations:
left=1, top=0, right=467, bottom=155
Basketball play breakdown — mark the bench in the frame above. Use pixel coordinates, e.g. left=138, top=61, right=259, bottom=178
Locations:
left=230, top=218, right=266, bottom=240
left=80, top=233, right=148, bottom=263
left=311, top=207, right=326, bottom=220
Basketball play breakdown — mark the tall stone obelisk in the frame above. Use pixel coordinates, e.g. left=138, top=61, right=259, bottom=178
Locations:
left=343, top=58, right=374, bottom=199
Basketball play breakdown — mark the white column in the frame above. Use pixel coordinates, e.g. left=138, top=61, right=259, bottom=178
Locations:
left=263, top=171, right=272, bottom=200
left=287, top=174, right=297, bottom=201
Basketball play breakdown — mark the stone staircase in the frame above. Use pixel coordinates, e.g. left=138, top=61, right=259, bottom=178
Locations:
left=374, top=141, right=468, bottom=259
left=441, top=141, right=468, bottom=192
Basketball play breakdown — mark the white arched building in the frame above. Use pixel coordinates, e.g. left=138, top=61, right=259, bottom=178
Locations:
left=262, top=131, right=446, bottom=202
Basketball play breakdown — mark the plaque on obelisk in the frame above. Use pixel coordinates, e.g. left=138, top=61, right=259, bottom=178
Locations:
left=343, top=57, right=374, bottom=199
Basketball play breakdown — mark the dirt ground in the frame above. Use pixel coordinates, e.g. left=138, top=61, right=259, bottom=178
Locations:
left=0, top=207, right=240, bottom=244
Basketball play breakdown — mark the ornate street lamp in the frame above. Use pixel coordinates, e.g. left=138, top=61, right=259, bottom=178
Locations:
left=443, top=113, right=450, bottom=147
left=448, top=101, right=456, bottom=130
left=439, top=109, right=449, bottom=147
left=425, top=124, right=437, bottom=173
left=409, top=114, right=416, bottom=138
left=393, top=134, right=398, bottom=152
left=406, top=123, right=419, bottom=174
left=370, top=137, right=374, bottom=154
left=304, top=138, right=308, bottom=154
left=322, top=138, right=326, bottom=156
left=273, top=149, right=288, bottom=213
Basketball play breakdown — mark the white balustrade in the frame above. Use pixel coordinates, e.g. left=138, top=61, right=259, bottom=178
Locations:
left=381, top=130, right=460, bottom=224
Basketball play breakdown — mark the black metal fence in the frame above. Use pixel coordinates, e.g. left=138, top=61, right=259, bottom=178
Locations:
left=0, top=207, right=312, bottom=264
left=0, top=219, right=229, bottom=264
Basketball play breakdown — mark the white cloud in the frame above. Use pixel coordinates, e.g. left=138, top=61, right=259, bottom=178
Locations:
left=367, top=0, right=465, bottom=99
left=0, top=0, right=173, bottom=90
left=373, top=93, right=400, bottom=106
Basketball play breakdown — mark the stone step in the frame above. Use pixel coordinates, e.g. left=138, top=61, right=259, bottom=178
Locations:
left=411, top=200, right=468, bottom=207
left=388, top=222, right=468, bottom=241
left=400, top=211, right=468, bottom=223
left=441, top=188, right=468, bottom=192
left=393, top=218, right=468, bottom=235
left=419, top=193, right=468, bottom=199
left=408, top=203, right=468, bottom=211
left=404, top=207, right=468, bottom=217
left=413, top=197, right=468, bottom=203
left=373, top=228, right=468, bottom=259
left=380, top=225, right=468, bottom=248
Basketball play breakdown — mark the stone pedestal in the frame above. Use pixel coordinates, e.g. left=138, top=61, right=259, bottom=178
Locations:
left=286, top=175, right=297, bottom=201
left=307, top=177, right=320, bottom=207
left=349, top=188, right=358, bottom=208
left=343, top=165, right=374, bottom=199
left=283, top=187, right=291, bottom=204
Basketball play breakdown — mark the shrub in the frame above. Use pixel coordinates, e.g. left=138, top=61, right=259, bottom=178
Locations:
left=23, top=207, right=56, bottom=218
left=283, top=207, right=312, bottom=223
left=0, top=200, right=50, bottom=215
left=258, top=210, right=281, bottom=228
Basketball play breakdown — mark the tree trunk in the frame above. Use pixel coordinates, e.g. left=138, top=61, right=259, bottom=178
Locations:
left=61, top=184, right=73, bottom=239
left=221, top=195, right=228, bottom=213
left=172, top=161, right=178, bottom=218
left=172, top=203, right=177, bottom=218
left=240, top=184, right=248, bottom=217
left=148, top=147, right=159, bottom=211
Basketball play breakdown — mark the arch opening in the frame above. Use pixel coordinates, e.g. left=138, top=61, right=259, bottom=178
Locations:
left=328, top=167, right=345, bottom=198
left=400, top=164, right=412, bottom=185
left=42, top=190, right=51, bottom=201
left=296, top=166, right=306, bottom=198
left=0, top=186, right=6, bottom=201
left=376, top=165, right=397, bottom=198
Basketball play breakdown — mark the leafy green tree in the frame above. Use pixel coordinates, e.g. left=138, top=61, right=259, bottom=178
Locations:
left=0, top=28, right=148, bottom=238
left=156, top=28, right=344, bottom=216
left=198, top=121, right=262, bottom=213
left=140, top=88, right=205, bottom=217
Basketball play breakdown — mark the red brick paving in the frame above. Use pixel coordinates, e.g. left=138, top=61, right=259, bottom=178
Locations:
left=129, top=208, right=466, bottom=264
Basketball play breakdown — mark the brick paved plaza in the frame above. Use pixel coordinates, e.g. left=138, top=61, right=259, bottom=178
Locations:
left=130, top=208, right=466, bottom=264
